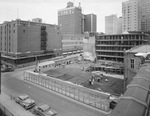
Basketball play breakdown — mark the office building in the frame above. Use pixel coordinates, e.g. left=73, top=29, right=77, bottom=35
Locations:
left=105, top=14, right=117, bottom=34
left=84, top=14, right=97, bottom=32
left=105, top=15, right=122, bottom=34
left=116, top=17, right=122, bottom=34
left=0, top=19, right=62, bottom=60
left=122, top=0, right=140, bottom=32
left=140, top=0, right=150, bottom=32
left=95, top=32, right=149, bottom=62
left=122, top=0, right=150, bottom=32
left=58, top=2, right=84, bottom=35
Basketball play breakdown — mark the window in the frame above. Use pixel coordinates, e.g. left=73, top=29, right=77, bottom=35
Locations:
left=131, top=59, right=134, bottom=69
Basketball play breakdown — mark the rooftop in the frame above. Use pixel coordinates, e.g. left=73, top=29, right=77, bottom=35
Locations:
left=110, top=61, right=150, bottom=116
left=126, top=44, right=150, bottom=53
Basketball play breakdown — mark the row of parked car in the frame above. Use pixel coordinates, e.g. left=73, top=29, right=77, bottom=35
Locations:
left=14, top=94, right=57, bottom=116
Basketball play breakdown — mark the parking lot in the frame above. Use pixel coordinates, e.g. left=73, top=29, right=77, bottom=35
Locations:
left=44, top=60, right=124, bottom=96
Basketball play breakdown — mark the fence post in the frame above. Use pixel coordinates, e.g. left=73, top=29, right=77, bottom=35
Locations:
left=24, top=71, right=111, bottom=112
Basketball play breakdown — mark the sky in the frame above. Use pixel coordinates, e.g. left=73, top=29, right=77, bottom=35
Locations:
left=0, top=0, right=127, bottom=32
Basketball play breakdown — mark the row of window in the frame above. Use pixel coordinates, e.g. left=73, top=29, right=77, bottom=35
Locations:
left=96, top=35, right=143, bottom=40
left=0, top=24, right=16, bottom=30
left=0, top=29, right=27, bottom=35
left=63, top=41, right=83, bottom=45
left=62, top=37, right=83, bottom=40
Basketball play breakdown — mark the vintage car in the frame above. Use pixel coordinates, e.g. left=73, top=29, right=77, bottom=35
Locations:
left=34, top=104, right=57, bottom=116
left=15, top=94, right=36, bottom=110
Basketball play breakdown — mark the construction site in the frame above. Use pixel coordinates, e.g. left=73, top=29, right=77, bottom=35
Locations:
left=35, top=54, right=124, bottom=96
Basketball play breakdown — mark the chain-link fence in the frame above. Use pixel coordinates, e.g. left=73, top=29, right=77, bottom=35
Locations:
left=24, top=71, right=111, bottom=112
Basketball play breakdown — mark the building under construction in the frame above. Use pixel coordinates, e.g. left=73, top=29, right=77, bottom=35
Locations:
left=95, top=32, right=149, bottom=62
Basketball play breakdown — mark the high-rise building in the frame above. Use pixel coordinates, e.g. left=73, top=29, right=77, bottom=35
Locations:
left=105, top=14, right=117, bottom=34
left=122, top=0, right=140, bottom=32
left=116, top=17, right=122, bottom=34
left=105, top=14, right=122, bottom=34
left=140, top=0, right=150, bottom=32
left=122, top=0, right=150, bottom=32
left=0, top=19, right=62, bottom=57
left=58, top=2, right=84, bottom=35
left=84, top=14, right=97, bottom=32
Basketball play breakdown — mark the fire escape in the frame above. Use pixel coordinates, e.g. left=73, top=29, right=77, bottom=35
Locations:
left=41, top=26, right=47, bottom=51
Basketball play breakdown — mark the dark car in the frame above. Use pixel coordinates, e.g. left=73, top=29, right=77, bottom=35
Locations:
left=1, top=67, right=15, bottom=72
left=34, top=104, right=57, bottom=116
left=15, top=94, right=36, bottom=110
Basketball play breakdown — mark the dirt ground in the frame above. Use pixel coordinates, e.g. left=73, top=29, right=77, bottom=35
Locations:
left=44, top=61, right=124, bottom=96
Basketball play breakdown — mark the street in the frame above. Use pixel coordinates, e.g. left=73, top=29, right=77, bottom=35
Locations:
left=1, top=67, right=107, bottom=116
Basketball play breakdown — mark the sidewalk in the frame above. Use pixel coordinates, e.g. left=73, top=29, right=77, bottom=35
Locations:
left=0, top=92, right=34, bottom=116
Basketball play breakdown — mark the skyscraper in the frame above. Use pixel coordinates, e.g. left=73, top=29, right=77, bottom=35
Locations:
left=58, top=2, right=84, bottom=35
left=140, top=0, right=150, bottom=32
left=116, top=17, right=122, bottom=34
left=122, top=0, right=140, bottom=32
left=84, top=14, right=97, bottom=32
left=105, top=14, right=118, bottom=34
left=122, top=0, right=150, bottom=32
left=105, top=14, right=122, bottom=34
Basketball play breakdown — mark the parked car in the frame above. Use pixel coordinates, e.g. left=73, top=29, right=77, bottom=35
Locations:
left=34, top=104, right=57, bottom=116
left=14, top=94, right=36, bottom=110
left=1, top=66, right=15, bottom=72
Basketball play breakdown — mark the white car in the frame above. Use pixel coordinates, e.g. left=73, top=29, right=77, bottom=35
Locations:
left=34, top=104, right=57, bottom=116
left=15, top=94, right=36, bottom=110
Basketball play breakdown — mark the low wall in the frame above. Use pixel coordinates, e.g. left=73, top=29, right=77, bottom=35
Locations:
left=0, top=103, right=13, bottom=116
left=24, top=70, right=111, bottom=112
left=0, top=96, right=16, bottom=116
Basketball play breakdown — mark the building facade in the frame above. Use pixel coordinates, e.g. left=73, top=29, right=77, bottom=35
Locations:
left=122, top=0, right=141, bottom=32
left=105, top=15, right=122, bottom=34
left=116, top=17, right=122, bottom=34
left=62, top=34, right=83, bottom=54
left=83, top=32, right=96, bottom=61
left=58, top=2, right=84, bottom=35
left=140, top=0, right=150, bottom=32
left=124, top=44, right=150, bottom=84
left=122, top=0, right=150, bottom=32
left=0, top=19, right=62, bottom=57
left=105, top=14, right=117, bottom=34
left=95, top=32, right=149, bottom=62
left=84, top=14, right=97, bottom=32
